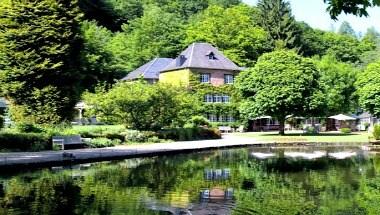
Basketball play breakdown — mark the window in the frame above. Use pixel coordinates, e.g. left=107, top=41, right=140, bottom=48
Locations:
left=219, top=115, right=227, bottom=122
left=224, top=74, right=234, bottom=84
left=207, top=52, right=217, bottom=60
left=222, top=95, right=230, bottom=103
left=214, top=95, right=223, bottom=103
left=204, top=94, right=213, bottom=103
left=200, top=73, right=210, bottom=83
left=226, top=116, right=235, bottom=122
left=208, top=114, right=218, bottom=122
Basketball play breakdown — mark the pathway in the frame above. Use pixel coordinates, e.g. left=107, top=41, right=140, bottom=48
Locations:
left=0, top=134, right=260, bottom=168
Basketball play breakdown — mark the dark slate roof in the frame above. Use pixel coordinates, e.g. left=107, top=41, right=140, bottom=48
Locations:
left=162, top=43, right=241, bottom=72
left=122, top=58, right=173, bottom=81
left=0, top=97, right=7, bottom=108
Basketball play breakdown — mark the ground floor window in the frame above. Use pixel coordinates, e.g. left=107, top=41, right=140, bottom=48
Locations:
left=206, top=114, right=235, bottom=123
left=203, top=94, right=230, bottom=103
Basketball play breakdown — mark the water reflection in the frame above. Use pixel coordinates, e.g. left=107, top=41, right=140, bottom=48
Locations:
left=0, top=146, right=380, bottom=214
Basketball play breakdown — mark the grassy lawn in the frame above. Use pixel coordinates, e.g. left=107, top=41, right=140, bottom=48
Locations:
left=236, top=131, right=371, bottom=143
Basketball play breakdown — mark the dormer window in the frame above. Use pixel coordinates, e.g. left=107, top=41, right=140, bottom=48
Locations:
left=207, top=52, right=217, bottom=60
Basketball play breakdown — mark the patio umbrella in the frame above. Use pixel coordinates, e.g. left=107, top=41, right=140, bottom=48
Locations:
left=328, top=114, right=356, bottom=121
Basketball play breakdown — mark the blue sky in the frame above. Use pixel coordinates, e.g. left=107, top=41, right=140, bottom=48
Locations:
left=242, top=0, right=380, bottom=35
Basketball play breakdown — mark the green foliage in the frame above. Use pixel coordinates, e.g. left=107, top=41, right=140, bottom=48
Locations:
left=236, top=50, right=324, bottom=134
left=0, top=0, right=83, bottom=124
left=110, top=6, right=185, bottom=72
left=316, top=55, right=358, bottom=115
left=324, top=0, right=380, bottom=20
left=79, top=0, right=144, bottom=31
left=185, top=5, right=270, bottom=67
left=80, top=21, right=125, bottom=89
left=360, top=27, right=380, bottom=67
left=188, top=116, right=211, bottom=127
left=124, top=130, right=156, bottom=142
left=340, top=128, right=352, bottom=134
left=16, top=123, right=43, bottom=133
left=157, top=127, right=221, bottom=141
left=83, top=82, right=200, bottom=131
left=356, top=61, right=380, bottom=118
left=257, top=0, right=301, bottom=50
left=373, top=125, right=380, bottom=140
left=298, top=24, right=364, bottom=63
left=0, top=132, right=51, bottom=151
left=86, top=137, right=121, bottom=148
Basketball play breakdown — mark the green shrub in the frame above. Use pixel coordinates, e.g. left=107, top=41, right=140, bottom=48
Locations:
left=305, top=126, right=318, bottom=134
left=147, top=136, right=161, bottom=143
left=340, top=128, right=352, bottom=134
left=188, top=116, right=210, bottom=127
left=86, top=138, right=121, bottom=148
left=124, top=130, right=156, bottom=143
left=16, top=123, right=43, bottom=133
left=0, top=132, right=51, bottom=151
left=158, top=127, right=221, bottom=141
left=374, top=125, right=380, bottom=140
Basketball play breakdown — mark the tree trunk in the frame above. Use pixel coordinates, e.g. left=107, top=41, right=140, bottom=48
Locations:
left=279, top=119, right=285, bottom=136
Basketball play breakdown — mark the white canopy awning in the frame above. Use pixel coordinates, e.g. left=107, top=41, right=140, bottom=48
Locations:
left=328, top=114, right=356, bottom=121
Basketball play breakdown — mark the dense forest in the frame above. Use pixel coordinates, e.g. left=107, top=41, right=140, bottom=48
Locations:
left=0, top=0, right=379, bottom=125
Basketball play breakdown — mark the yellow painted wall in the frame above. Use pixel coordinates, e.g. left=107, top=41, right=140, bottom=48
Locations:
left=159, top=69, right=191, bottom=87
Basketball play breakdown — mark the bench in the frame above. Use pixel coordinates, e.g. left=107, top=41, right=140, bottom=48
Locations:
left=52, top=135, right=86, bottom=150
left=218, top=126, right=232, bottom=133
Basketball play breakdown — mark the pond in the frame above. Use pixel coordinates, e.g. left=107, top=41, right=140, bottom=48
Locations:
left=1, top=146, right=380, bottom=215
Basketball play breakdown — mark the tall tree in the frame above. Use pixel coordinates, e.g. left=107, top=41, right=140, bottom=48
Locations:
left=0, top=0, right=83, bottom=124
left=79, top=0, right=144, bottom=31
left=80, top=20, right=125, bottom=90
left=185, top=5, right=270, bottom=67
left=360, top=27, right=380, bottom=67
left=108, top=6, right=185, bottom=72
left=316, top=55, right=358, bottom=116
left=257, top=0, right=301, bottom=50
left=236, top=50, right=324, bottom=135
left=143, top=0, right=209, bottom=18
left=356, top=61, right=380, bottom=118
left=338, top=21, right=356, bottom=37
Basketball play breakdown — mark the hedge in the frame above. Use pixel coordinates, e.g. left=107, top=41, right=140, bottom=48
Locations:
left=0, top=132, right=51, bottom=151
left=158, top=127, right=221, bottom=141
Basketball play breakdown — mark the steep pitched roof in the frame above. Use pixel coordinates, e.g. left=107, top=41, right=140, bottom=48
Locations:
left=122, top=58, right=173, bottom=81
left=162, top=43, right=241, bottom=72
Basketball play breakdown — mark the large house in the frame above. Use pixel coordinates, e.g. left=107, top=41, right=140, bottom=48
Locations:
left=159, top=43, right=241, bottom=87
left=159, top=43, right=242, bottom=123
left=122, top=43, right=242, bottom=124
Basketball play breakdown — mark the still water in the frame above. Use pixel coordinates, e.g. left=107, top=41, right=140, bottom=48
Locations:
left=1, top=146, right=380, bottom=215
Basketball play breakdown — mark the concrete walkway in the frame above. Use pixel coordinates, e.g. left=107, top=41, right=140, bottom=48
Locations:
left=0, top=134, right=261, bottom=168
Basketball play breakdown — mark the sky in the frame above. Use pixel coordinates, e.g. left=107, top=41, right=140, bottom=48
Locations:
left=242, top=0, right=380, bottom=35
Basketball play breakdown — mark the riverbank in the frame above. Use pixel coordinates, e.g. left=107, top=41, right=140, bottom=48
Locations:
left=0, top=133, right=372, bottom=169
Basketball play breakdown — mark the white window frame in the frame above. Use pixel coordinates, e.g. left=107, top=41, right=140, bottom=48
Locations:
left=204, top=94, right=213, bottom=103
left=219, top=115, right=227, bottom=122
left=200, top=73, right=210, bottom=83
left=208, top=114, right=218, bottom=122
left=214, top=95, right=223, bottom=103
left=227, top=116, right=235, bottom=122
left=222, top=95, right=230, bottom=103
left=224, top=74, right=234, bottom=84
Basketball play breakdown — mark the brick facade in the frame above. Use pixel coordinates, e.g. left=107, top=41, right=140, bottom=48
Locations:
left=191, top=68, right=238, bottom=86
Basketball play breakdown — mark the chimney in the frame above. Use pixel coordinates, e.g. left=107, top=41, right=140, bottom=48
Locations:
left=176, top=55, right=186, bottom=66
